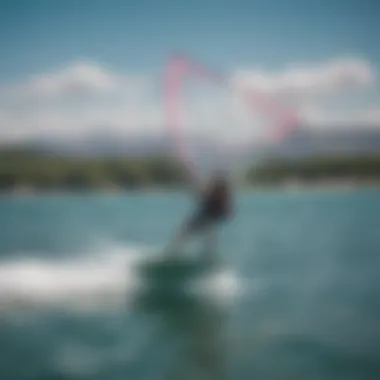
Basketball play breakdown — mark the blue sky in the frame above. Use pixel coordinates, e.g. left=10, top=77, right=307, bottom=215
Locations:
left=1, top=0, right=379, bottom=78
left=0, top=0, right=379, bottom=142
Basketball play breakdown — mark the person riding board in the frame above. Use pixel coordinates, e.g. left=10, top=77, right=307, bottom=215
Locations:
left=168, top=163, right=234, bottom=259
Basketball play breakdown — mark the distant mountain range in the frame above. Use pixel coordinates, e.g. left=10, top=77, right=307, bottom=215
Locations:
left=1, top=126, right=380, bottom=159
left=274, top=126, right=380, bottom=157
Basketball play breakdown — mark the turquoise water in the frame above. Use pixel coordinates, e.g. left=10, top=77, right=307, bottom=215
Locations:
left=0, top=189, right=380, bottom=380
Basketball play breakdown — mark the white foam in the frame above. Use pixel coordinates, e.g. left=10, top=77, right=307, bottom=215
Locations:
left=0, top=244, right=148, bottom=312
left=0, top=244, right=244, bottom=314
left=188, top=267, right=243, bottom=306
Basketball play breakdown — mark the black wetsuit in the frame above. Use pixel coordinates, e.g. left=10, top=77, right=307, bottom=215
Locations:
left=188, top=183, right=231, bottom=231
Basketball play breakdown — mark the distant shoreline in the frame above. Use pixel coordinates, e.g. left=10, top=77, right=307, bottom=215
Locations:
left=1, top=181, right=379, bottom=198
left=1, top=149, right=380, bottom=194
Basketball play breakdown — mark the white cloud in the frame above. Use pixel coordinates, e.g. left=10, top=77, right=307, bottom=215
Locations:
left=302, top=105, right=380, bottom=128
left=0, top=61, right=150, bottom=101
left=233, top=57, right=375, bottom=98
left=0, top=101, right=164, bottom=142
left=0, top=57, right=378, bottom=145
left=0, top=60, right=161, bottom=142
left=27, top=61, right=118, bottom=96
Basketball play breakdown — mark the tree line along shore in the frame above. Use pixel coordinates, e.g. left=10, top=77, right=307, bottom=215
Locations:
left=0, top=149, right=380, bottom=192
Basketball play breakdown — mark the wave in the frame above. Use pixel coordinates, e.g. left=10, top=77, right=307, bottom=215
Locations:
left=0, top=242, right=243, bottom=314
